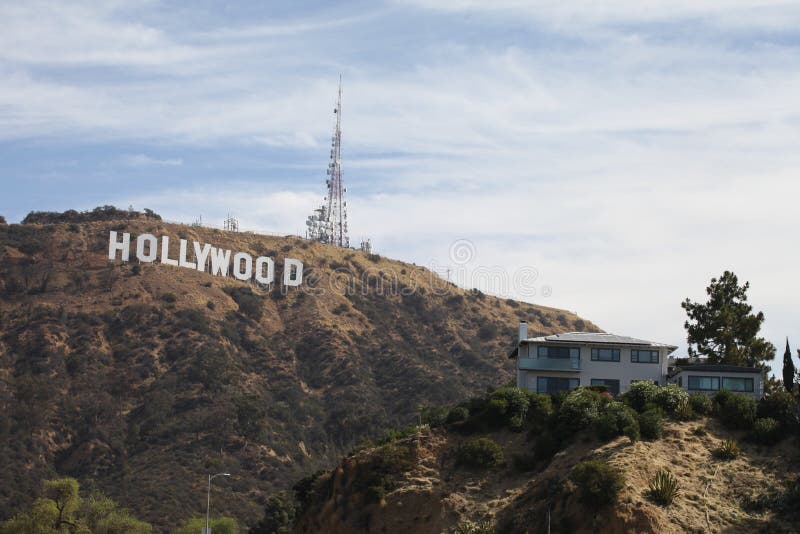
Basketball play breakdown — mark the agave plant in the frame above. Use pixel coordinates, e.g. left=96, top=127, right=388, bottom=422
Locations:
left=648, top=469, right=679, bottom=505
left=713, top=439, right=741, bottom=460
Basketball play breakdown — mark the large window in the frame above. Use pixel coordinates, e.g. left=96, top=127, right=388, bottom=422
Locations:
left=687, top=376, right=720, bottom=391
left=537, top=346, right=580, bottom=359
left=722, top=377, right=754, bottom=392
left=631, top=350, right=659, bottom=363
left=590, top=378, right=620, bottom=396
left=537, top=377, right=579, bottom=395
left=591, top=348, right=620, bottom=362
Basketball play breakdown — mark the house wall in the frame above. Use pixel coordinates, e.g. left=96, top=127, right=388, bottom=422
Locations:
left=669, top=370, right=765, bottom=399
left=517, top=342, right=670, bottom=395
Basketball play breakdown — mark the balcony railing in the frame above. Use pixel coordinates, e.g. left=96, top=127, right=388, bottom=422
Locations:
left=519, top=357, right=581, bottom=372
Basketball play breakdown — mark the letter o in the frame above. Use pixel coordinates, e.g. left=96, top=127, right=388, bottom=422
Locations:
left=254, top=257, right=275, bottom=285
left=136, top=234, right=158, bottom=262
left=233, top=252, right=253, bottom=281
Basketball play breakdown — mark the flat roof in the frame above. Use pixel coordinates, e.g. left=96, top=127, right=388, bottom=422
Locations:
left=674, top=364, right=763, bottom=374
left=521, top=332, right=677, bottom=351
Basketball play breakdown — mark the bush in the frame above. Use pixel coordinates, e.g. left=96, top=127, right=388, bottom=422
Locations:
left=712, top=439, right=741, bottom=460
left=454, top=520, right=494, bottom=534
left=716, top=392, right=757, bottom=430
left=488, top=387, right=530, bottom=431
left=419, top=405, right=449, bottom=428
left=456, top=437, right=504, bottom=469
left=638, top=409, right=663, bottom=440
left=758, top=390, right=797, bottom=429
left=595, top=401, right=639, bottom=442
left=160, top=292, right=177, bottom=303
left=654, top=385, right=690, bottom=415
left=689, top=393, right=712, bottom=415
left=675, top=397, right=693, bottom=420
left=446, top=406, right=469, bottom=424
left=558, top=388, right=605, bottom=431
left=624, top=381, right=659, bottom=412
left=570, top=460, right=625, bottom=509
left=648, top=469, right=679, bottom=505
left=750, top=417, right=782, bottom=445
left=525, top=392, right=554, bottom=430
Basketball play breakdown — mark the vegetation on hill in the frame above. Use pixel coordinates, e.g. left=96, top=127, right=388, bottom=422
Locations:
left=682, top=270, right=775, bottom=366
left=286, top=384, right=800, bottom=533
left=0, top=213, right=596, bottom=530
left=22, top=205, right=162, bottom=225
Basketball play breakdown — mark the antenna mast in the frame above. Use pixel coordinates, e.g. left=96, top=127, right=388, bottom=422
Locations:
left=306, top=76, right=349, bottom=247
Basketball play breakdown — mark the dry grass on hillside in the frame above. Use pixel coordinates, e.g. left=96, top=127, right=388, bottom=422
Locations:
left=298, top=419, right=800, bottom=534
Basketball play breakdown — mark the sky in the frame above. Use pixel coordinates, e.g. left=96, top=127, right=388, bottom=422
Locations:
left=1, top=0, right=799, bottom=374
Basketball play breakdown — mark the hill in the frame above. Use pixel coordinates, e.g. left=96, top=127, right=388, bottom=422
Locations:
left=0, top=212, right=597, bottom=530
left=292, top=392, right=800, bottom=534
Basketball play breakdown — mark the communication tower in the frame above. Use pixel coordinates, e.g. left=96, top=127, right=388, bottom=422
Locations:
left=306, top=76, right=349, bottom=247
left=223, top=213, right=239, bottom=232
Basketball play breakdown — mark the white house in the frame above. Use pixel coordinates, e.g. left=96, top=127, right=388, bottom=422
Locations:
left=669, top=365, right=765, bottom=399
left=511, top=322, right=677, bottom=396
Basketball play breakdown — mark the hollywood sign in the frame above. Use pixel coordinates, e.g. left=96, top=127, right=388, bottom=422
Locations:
left=108, top=231, right=304, bottom=286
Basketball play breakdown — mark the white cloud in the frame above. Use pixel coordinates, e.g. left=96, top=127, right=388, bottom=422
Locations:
left=124, top=154, right=183, bottom=166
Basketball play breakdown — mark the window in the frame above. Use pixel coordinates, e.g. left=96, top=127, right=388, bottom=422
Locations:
left=631, top=350, right=659, bottom=363
left=537, top=346, right=580, bottom=359
left=590, top=379, right=620, bottom=396
left=722, top=377, right=754, bottom=392
left=591, top=348, right=620, bottom=362
left=687, top=376, right=720, bottom=391
left=537, top=377, right=579, bottom=395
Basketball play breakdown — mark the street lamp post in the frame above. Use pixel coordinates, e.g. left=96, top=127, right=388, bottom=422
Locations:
left=205, top=472, right=230, bottom=534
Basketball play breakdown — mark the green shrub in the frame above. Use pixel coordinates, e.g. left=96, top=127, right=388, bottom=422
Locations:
left=570, top=460, right=625, bottom=509
left=638, top=409, right=663, bottom=440
left=653, top=384, right=690, bottom=415
left=648, top=469, right=679, bottom=505
left=758, top=390, right=797, bottom=429
left=750, top=417, right=782, bottom=445
left=488, top=387, right=530, bottom=431
left=419, top=405, right=449, bottom=427
left=446, top=406, right=469, bottom=424
left=716, top=392, right=757, bottom=430
left=525, top=392, right=553, bottom=430
left=675, top=397, right=693, bottom=420
left=689, top=393, right=712, bottom=415
left=712, top=439, right=741, bottom=460
left=623, top=381, right=659, bottom=412
left=595, top=401, right=639, bottom=442
left=558, top=388, right=605, bottom=431
left=691, top=426, right=707, bottom=436
left=160, top=292, right=177, bottom=303
left=456, top=437, right=504, bottom=469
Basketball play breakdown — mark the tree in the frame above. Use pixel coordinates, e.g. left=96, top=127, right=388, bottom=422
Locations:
left=1, top=478, right=151, bottom=534
left=681, top=271, right=775, bottom=366
left=784, top=338, right=795, bottom=393
left=248, top=493, right=296, bottom=534
left=176, top=517, right=238, bottom=534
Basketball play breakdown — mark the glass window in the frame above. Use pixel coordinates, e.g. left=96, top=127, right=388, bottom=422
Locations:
left=537, top=346, right=580, bottom=359
left=722, top=377, right=754, bottom=392
left=590, top=379, right=620, bottom=396
left=537, top=377, right=579, bottom=395
left=687, top=376, right=720, bottom=391
left=631, top=350, right=659, bottom=363
left=591, top=348, right=620, bottom=362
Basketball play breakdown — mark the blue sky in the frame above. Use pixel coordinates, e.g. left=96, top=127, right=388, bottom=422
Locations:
left=2, top=0, right=799, bottom=373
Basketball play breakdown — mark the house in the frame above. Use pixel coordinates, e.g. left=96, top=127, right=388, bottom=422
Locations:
left=669, top=365, right=765, bottom=399
left=511, top=322, right=677, bottom=396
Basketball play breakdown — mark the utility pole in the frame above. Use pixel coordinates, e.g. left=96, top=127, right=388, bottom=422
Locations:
left=205, top=472, right=230, bottom=534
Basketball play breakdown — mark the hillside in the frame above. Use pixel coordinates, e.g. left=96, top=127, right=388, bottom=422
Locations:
left=293, top=408, right=800, bottom=533
left=0, top=213, right=597, bottom=530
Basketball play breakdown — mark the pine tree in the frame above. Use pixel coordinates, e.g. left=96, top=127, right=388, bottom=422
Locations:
left=783, top=338, right=795, bottom=393
left=681, top=271, right=775, bottom=366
